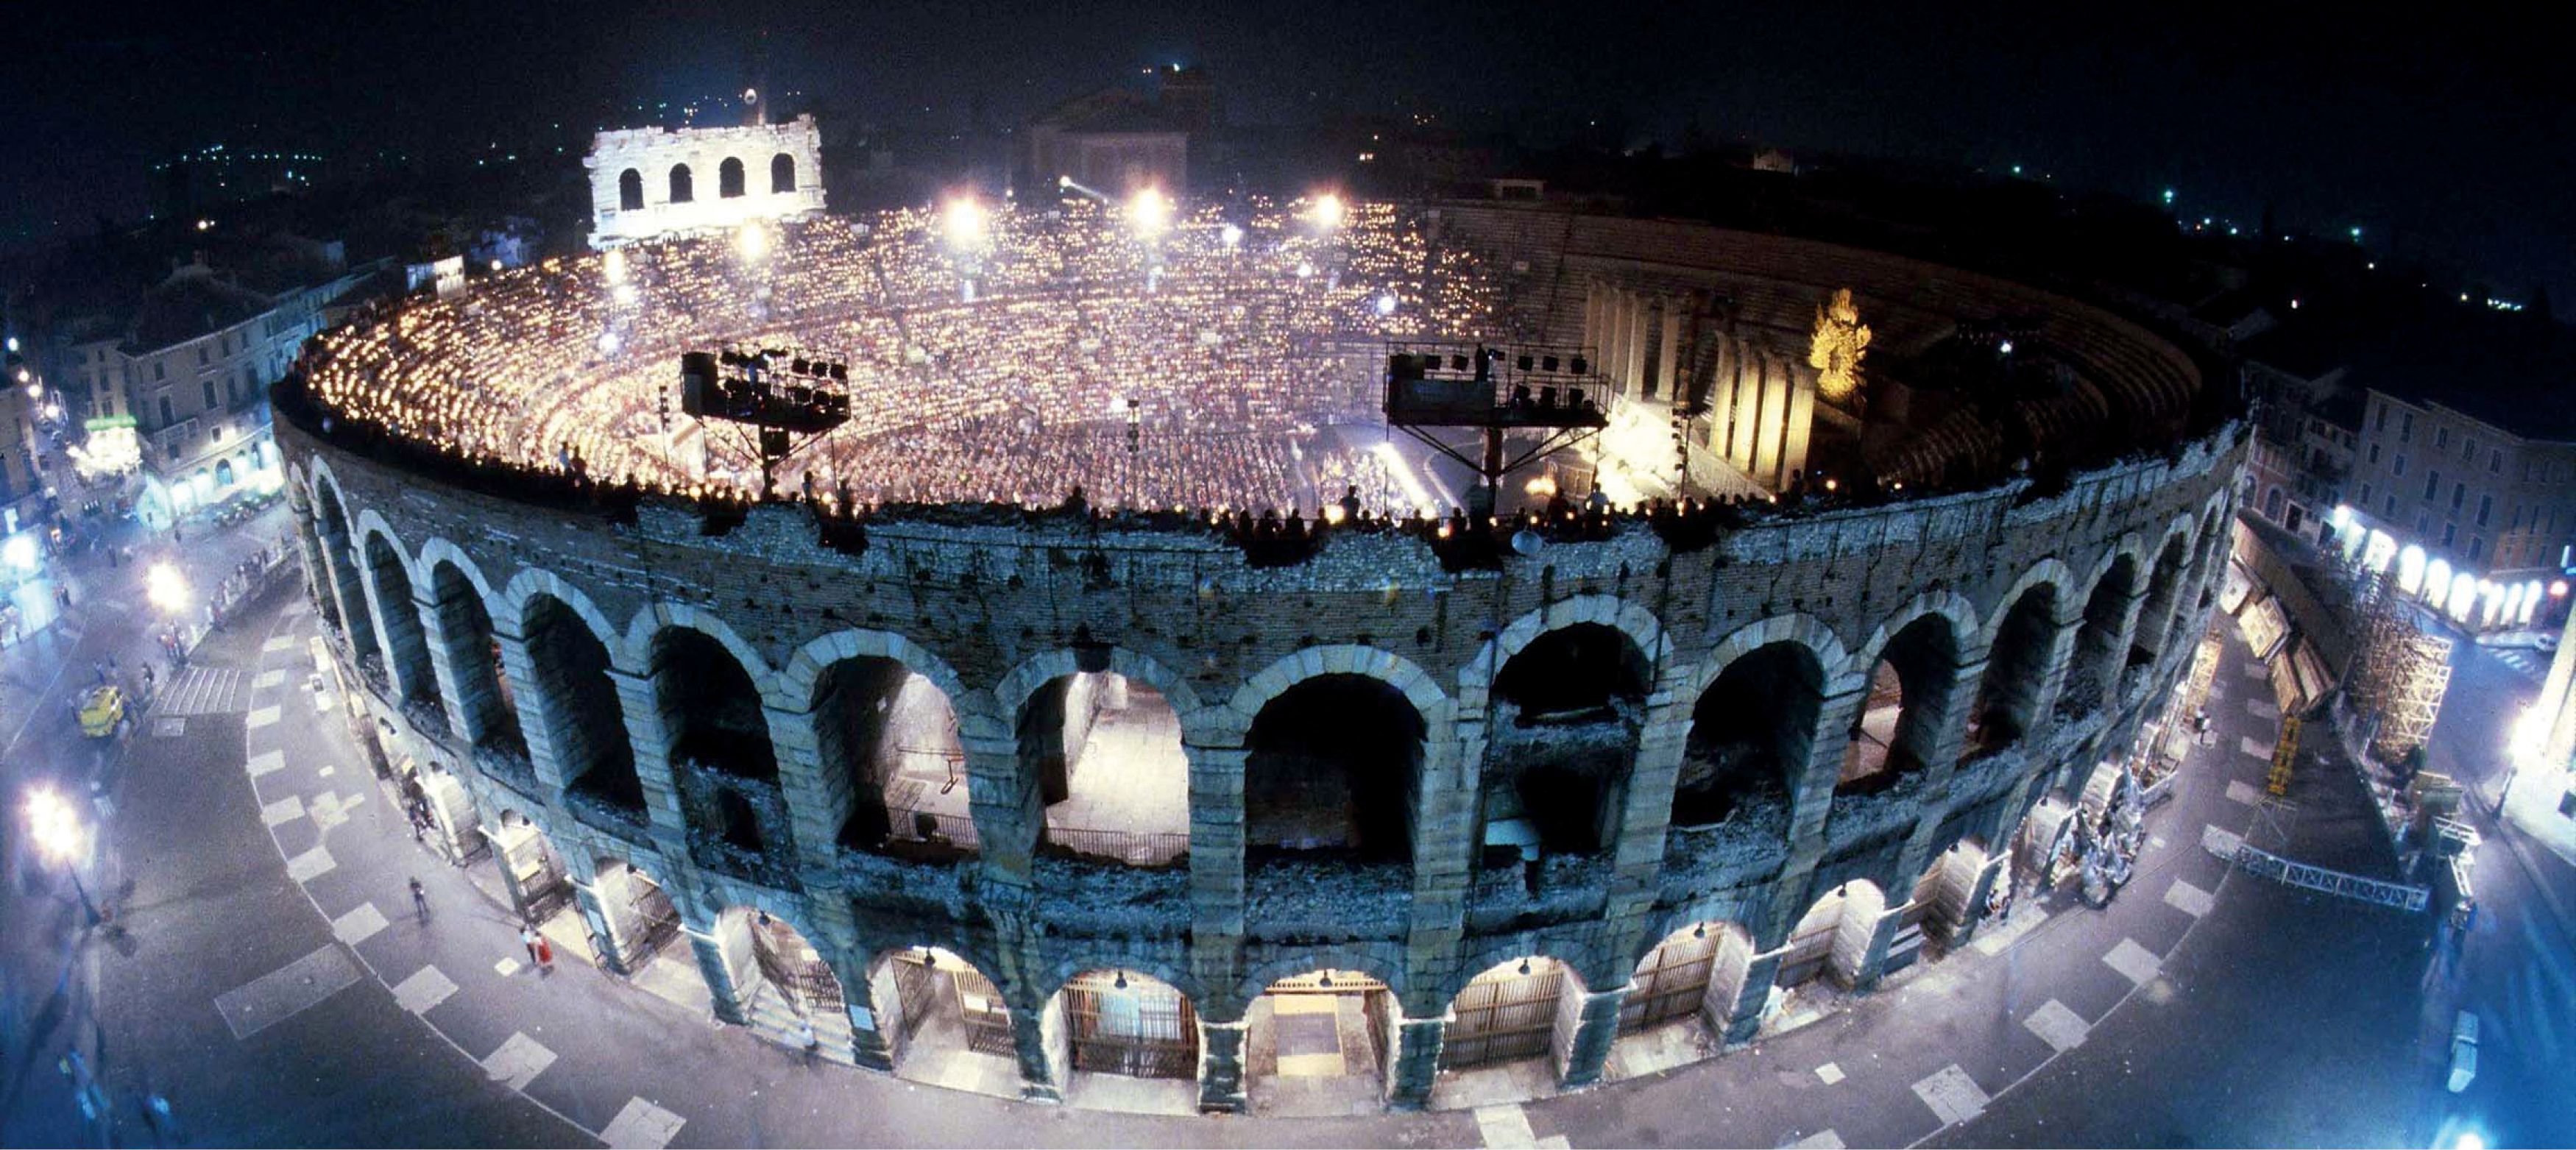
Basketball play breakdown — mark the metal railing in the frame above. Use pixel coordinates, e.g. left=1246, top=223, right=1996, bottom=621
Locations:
left=1039, top=825, right=1189, bottom=867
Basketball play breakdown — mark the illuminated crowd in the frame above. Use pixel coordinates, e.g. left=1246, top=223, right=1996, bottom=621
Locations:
left=301, top=196, right=1498, bottom=514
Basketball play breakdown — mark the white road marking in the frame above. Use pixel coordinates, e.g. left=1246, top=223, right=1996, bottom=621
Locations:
left=1476, top=1104, right=1540, bottom=1149
left=263, top=636, right=298, bottom=653
left=212, top=945, right=361, bottom=1040
left=1815, top=1061, right=1845, bottom=1085
left=261, top=795, right=308, bottom=827
left=2225, top=780, right=2263, bottom=805
left=392, top=965, right=458, bottom=1014
left=2203, top=825, right=2245, bottom=859
left=1782, top=1132, right=1844, bottom=1149
left=285, top=845, right=336, bottom=882
left=1911, top=1063, right=1990, bottom=1124
left=247, top=750, right=285, bottom=778
left=2246, top=698, right=2282, bottom=720
left=479, top=1031, right=556, bottom=1090
left=2239, top=735, right=2273, bottom=759
left=2103, top=937, right=2162, bottom=986
left=2165, top=879, right=2215, bottom=917
left=2024, top=999, right=2090, bottom=1051
left=495, top=956, right=523, bottom=977
left=254, top=669, right=287, bottom=689
left=601, top=1097, right=687, bottom=1150
left=332, top=902, right=389, bottom=945
left=247, top=705, right=282, bottom=729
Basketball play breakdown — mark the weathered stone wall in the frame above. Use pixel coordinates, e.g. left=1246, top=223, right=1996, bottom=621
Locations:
left=585, top=116, right=826, bottom=249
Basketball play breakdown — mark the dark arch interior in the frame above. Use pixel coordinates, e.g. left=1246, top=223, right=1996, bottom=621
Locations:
left=718, top=157, right=746, bottom=199
left=429, top=562, right=522, bottom=754
left=1491, top=623, right=1650, bottom=717
left=1839, top=614, right=1960, bottom=795
left=771, top=152, right=796, bottom=193
left=1028, top=671, right=1189, bottom=863
left=1970, top=584, right=2057, bottom=751
left=669, top=163, right=693, bottom=204
left=813, top=656, right=966, bottom=855
left=2061, top=555, right=2138, bottom=719
left=618, top=168, right=644, bottom=210
left=712, top=788, right=764, bottom=853
left=1486, top=624, right=1652, bottom=855
left=2140, top=534, right=2193, bottom=662
left=1245, top=674, right=1425, bottom=863
left=1675, top=642, right=1820, bottom=826
left=314, top=485, right=381, bottom=663
left=652, top=630, right=775, bottom=781
left=529, top=597, right=640, bottom=809
left=361, top=534, right=439, bottom=707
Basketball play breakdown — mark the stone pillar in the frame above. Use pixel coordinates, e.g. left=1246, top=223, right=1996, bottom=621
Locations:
left=316, top=530, right=380, bottom=664
left=1404, top=728, right=1471, bottom=1028
left=1197, top=1018, right=1249, bottom=1113
left=492, top=626, right=570, bottom=794
left=1789, top=685, right=1869, bottom=843
left=1718, top=950, right=1783, bottom=1045
left=1850, top=907, right=1907, bottom=992
left=1185, top=741, right=1247, bottom=1006
left=609, top=667, right=690, bottom=837
left=1624, top=295, right=1651, bottom=397
left=2028, top=606, right=2090, bottom=743
left=417, top=577, right=512, bottom=750
left=1917, top=658, right=1986, bottom=783
left=687, top=920, right=748, bottom=1024
left=1949, top=853, right=2011, bottom=948
left=569, top=875, right=629, bottom=976
left=820, top=946, right=892, bottom=1070
left=764, top=703, right=843, bottom=873
left=1008, top=999, right=1064, bottom=1104
left=1655, top=302, right=1681, bottom=402
left=962, top=698, right=1035, bottom=885
left=351, top=542, right=432, bottom=705
left=1384, top=1015, right=1447, bottom=1109
left=1556, top=985, right=1628, bottom=1089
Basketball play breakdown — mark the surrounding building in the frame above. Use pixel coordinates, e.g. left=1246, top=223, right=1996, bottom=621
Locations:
left=1025, top=85, right=1192, bottom=197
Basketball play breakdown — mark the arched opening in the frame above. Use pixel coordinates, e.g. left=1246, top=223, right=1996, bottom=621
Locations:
left=214, top=458, right=236, bottom=488
left=2060, top=554, right=2138, bottom=720
left=361, top=533, right=437, bottom=706
left=813, top=656, right=974, bottom=857
left=649, top=629, right=774, bottom=781
left=668, top=163, right=694, bottom=204
left=1247, top=969, right=1395, bottom=1116
left=593, top=856, right=688, bottom=986
left=771, top=152, right=796, bottom=193
left=1048, top=969, right=1201, bottom=1110
left=1485, top=623, right=1649, bottom=859
left=718, top=157, right=746, bottom=198
left=425, top=561, right=523, bottom=756
left=1437, top=956, right=1585, bottom=1085
left=525, top=595, right=641, bottom=815
left=618, top=168, right=645, bottom=210
left=713, top=908, right=852, bottom=1062
left=1900, top=839, right=1991, bottom=964
left=1028, top=670, right=1188, bottom=866
left=1676, top=642, right=1821, bottom=828
left=312, top=481, right=379, bottom=666
left=486, top=809, right=573, bottom=934
left=1610, top=920, right=1756, bottom=1079
left=2138, top=533, right=2193, bottom=666
left=868, top=946, right=1019, bottom=1096
left=1774, top=880, right=1887, bottom=995
left=1244, top=674, right=1424, bottom=863
left=1839, top=615, right=1961, bottom=794
left=1969, top=583, right=2059, bottom=753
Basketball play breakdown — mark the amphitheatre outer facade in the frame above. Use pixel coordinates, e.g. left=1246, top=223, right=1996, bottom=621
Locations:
left=277, top=202, right=2245, bottom=1115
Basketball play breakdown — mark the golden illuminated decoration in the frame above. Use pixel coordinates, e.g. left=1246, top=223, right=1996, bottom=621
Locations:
left=1808, top=287, right=1871, bottom=403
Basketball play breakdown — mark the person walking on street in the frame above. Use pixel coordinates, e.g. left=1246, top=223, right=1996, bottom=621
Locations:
left=520, top=925, right=540, bottom=965
left=534, top=934, right=556, bottom=974
left=410, top=877, right=429, bottom=920
left=793, top=1015, right=820, bottom=1065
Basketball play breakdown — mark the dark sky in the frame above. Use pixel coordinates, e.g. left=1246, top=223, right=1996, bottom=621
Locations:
left=7, top=1, right=2570, bottom=313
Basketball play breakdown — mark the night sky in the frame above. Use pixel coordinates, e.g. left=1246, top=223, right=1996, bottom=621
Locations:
left=6, top=1, right=2569, bottom=314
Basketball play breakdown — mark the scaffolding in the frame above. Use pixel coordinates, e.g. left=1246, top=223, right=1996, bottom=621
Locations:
left=2349, top=570, right=2453, bottom=762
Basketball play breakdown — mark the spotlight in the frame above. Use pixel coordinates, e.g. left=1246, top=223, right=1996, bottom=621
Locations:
left=1220, top=223, right=1243, bottom=247
left=943, top=195, right=988, bottom=247
left=1374, top=292, right=1398, bottom=317
left=1128, top=187, right=1172, bottom=236
left=736, top=221, right=770, bottom=260
left=1309, top=193, right=1345, bottom=228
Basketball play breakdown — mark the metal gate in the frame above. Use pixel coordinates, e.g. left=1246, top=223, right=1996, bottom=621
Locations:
left=621, top=870, right=682, bottom=962
left=1440, top=963, right=1565, bottom=1069
left=952, top=965, right=1017, bottom=1057
left=1064, top=972, right=1199, bottom=1079
left=1618, top=931, right=1719, bottom=1034
left=1774, top=909, right=1839, bottom=990
left=749, top=915, right=845, bottom=1017
left=887, top=953, right=938, bottom=1042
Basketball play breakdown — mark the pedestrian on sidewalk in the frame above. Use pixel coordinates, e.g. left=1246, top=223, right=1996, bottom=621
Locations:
left=534, top=934, right=556, bottom=974
left=410, top=877, right=429, bottom=920
left=520, top=924, right=541, bottom=965
left=793, top=1015, right=820, bottom=1065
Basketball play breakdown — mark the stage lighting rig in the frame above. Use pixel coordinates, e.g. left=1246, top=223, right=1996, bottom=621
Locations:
left=1382, top=340, right=1610, bottom=519
left=679, top=344, right=852, bottom=496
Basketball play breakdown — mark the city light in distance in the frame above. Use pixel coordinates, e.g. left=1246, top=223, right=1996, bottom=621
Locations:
left=1374, top=291, right=1398, bottom=316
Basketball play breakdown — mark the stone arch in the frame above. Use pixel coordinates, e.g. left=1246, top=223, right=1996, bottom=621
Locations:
left=306, top=466, right=378, bottom=661
left=1688, top=613, right=1851, bottom=701
left=1836, top=605, right=1965, bottom=792
left=997, top=645, right=1199, bottom=864
left=1038, top=952, right=1208, bottom=1010
left=1974, top=558, right=2079, bottom=652
left=1446, top=935, right=1603, bottom=1004
left=668, top=163, right=694, bottom=204
left=513, top=578, right=641, bottom=812
left=718, top=156, right=746, bottom=199
left=1225, top=645, right=1453, bottom=744
left=624, top=603, right=776, bottom=694
left=1970, top=564, right=2070, bottom=750
left=771, top=152, right=796, bottom=194
left=618, top=168, right=644, bottom=211
left=1237, top=944, right=1409, bottom=1012
left=500, top=568, right=626, bottom=667
left=2136, top=517, right=2198, bottom=661
left=1460, top=593, right=1671, bottom=704
left=353, top=514, right=438, bottom=706
left=630, top=606, right=780, bottom=781
left=993, top=645, right=1208, bottom=743
left=1844, top=590, right=1979, bottom=693
left=414, top=537, right=500, bottom=607
left=774, top=628, right=977, bottom=727
left=783, top=629, right=980, bottom=856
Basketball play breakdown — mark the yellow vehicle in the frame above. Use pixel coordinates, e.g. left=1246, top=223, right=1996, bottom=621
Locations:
left=77, top=684, right=127, bottom=739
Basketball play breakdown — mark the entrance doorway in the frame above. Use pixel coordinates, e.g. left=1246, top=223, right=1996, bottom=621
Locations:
left=1248, top=970, right=1393, bottom=1116
left=869, top=947, right=1021, bottom=1098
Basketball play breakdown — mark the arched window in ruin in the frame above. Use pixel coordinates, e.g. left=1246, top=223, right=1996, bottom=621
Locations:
left=2061, top=554, right=2138, bottom=719
left=811, top=656, right=974, bottom=857
left=668, top=163, right=694, bottom=204
left=649, top=629, right=774, bottom=781
left=718, top=157, right=746, bottom=199
left=1839, top=614, right=1961, bottom=794
left=1675, top=642, right=1821, bottom=828
left=1026, top=669, right=1188, bottom=865
left=361, top=533, right=439, bottom=708
left=2137, top=533, right=2194, bottom=665
left=618, top=168, right=644, bottom=211
left=1486, top=623, right=1652, bottom=856
left=771, top=152, right=796, bottom=194
left=524, top=594, right=640, bottom=813
left=311, top=478, right=378, bottom=666
left=1245, top=674, right=1425, bottom=863
left=425, top=561, right=522, bottom=755
left=1968, top=583, right=2058, bottom=753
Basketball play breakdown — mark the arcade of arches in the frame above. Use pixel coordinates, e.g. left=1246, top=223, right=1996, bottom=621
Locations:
left=289, top=472, right=2230, bottom=1115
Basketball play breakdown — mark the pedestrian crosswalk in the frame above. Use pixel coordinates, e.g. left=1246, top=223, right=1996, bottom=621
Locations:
left=158, top=666, right=249, bottom=715
left=2490, top=647, right=2549, bottom=681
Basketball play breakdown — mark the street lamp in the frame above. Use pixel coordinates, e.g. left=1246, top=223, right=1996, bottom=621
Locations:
left=25, top=787, right=100, bottom=924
